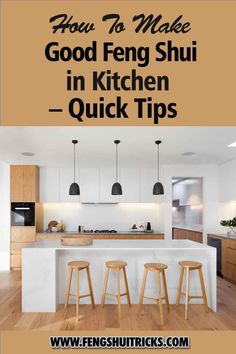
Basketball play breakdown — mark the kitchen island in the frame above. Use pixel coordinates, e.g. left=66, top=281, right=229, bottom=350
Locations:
left=22, top=239, right=216, bottom=312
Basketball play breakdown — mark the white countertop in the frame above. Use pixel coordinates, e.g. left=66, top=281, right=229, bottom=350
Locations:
left=23, top=239, right=211, bottom=250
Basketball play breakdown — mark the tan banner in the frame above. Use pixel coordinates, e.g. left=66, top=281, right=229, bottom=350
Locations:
left=1, top=0, right=236, bottom=126
left=1, top=330, right=236, bottom=353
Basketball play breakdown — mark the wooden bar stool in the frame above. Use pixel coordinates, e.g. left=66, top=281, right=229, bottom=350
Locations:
left=64, top=261, right=95, bottom=321
left=138, top=263, right=169, bottom=326
left=176, top=261, right=208, bottom=320
left=101, top=260, right=131, bottom=320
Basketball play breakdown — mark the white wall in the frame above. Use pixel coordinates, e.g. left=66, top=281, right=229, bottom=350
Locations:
left=43, top=203, right=164, bottom=232
left=0, top=161, right=10, bottom=270
left=219, top=158, right=236, bottom=202
left=217, top=158, right=236, bottom=233
left=216, top=201, right=236, bottom=233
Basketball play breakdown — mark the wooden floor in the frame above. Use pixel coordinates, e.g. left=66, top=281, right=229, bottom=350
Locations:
left=0, top=271, right=236, bottom=330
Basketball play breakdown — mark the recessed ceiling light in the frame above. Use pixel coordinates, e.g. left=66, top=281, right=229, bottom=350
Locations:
left=181, top=152, right=196, bottom=156
left=22, top=152, right=35, bottom=157
left=228, top=141, right=236, bottom=147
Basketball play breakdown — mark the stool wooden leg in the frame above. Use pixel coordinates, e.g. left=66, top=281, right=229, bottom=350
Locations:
left=64, top=268, right=73, bottom=311
left=157, top=270, right=164, bottom=326
left=198, top=268, right=208, bottom=312
left=117, top=269, right=122, bottom=320
left=101, top=267, right=109, bottom=307
left=76, top=268, right=80, bottom=321
left=176, top=266, right=184, bottom=305
left=86, top=267, right=95, bottom=309
left=138, top=268, right=148, bottom=314
left=185, top=267, right=190, bottom=320
left=162, top=270, right=170, bottom=311
left=123, top=268, right=131, bottom=308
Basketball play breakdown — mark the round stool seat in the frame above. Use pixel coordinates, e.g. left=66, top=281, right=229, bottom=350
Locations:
left=68, top=261, right=90, bottom=269
left=105, top=260, right=127, bottom=269
left=178, top=261, right=202, bottom=269
left=144, top=263, right=168, bottom=271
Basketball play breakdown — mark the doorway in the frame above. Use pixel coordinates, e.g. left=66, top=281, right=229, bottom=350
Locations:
left=172, top=177, right=203, bottom=243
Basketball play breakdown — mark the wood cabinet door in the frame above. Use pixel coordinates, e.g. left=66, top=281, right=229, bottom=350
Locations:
left=11, top=255, right=22, bottom=268
left=11, top=242, right=33, bottom=255
left=11, top=165, right=39, bottom=202
left=11, top=226, right=36, bottom=242
left=11, top=166, right=24, bottom=201
left=222, top=239, right=236, bottom=282
left=23, top=166, right=39, bottom=202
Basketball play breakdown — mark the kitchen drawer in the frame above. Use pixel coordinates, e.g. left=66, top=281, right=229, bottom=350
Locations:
left=11, top=226, right=36, bottom=242
left=223, top=262, right=236, bottom=283
left=11, top=242, right=33, bottom=255
left=224, top=246, right=236, bottom=266
left=225, top=239, right=236, bottom=250
left=11, top=255, right=22, bottom=268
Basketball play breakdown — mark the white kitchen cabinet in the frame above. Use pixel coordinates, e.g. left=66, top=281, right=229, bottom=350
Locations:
left=39, top=167, right=164, bottom=203
left=119, top=168, right=140, bottom=202
left=99, top=168, right=120, bottom=203
left=40, top=168, right=60, bottom=202
left=80, top=168, right=99, bottom=203
left=59, top=168, right=80, bottom=203
left=140, top=168, right=163, bottom=203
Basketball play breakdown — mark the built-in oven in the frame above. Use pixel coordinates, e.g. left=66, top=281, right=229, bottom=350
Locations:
left=11, top=202, right=35, bottom=226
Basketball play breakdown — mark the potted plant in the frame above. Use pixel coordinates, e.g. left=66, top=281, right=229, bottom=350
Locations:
left=220, top=217, right=236, bottom=235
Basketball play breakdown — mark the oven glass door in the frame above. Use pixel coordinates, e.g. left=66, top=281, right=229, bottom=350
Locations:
left=11, top=203, right=35, bottom=226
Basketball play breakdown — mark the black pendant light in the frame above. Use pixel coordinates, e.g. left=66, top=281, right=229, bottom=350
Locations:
left=153, top=140, right=164, bottom=195
left=69, top=140, right=80, bottom=195
left=111, top=140, right=122, bottom=195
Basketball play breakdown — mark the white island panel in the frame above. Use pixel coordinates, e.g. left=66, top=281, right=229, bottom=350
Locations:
left=22, top=240, right=216, bottom=312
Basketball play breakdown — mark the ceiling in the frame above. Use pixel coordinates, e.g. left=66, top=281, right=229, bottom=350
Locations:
left=0, top=126, right=235, bottom=168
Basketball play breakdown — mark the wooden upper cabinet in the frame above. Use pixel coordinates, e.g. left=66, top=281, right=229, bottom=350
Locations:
left=23, top=166, right=39, bottom=202
left=11, top=165, right=39, bottom=202
left=10, top=166, right=24, bottom=202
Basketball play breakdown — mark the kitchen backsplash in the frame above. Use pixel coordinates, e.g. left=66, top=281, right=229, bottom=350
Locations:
left=42, top=203, right=164, bottom=232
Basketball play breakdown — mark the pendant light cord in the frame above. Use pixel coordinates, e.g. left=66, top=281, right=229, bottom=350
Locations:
left=116, top=143, right=118, bottom=182
left=157, top=144, right=160, bottom=182
left=74, top=143, right=76, bottom=182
